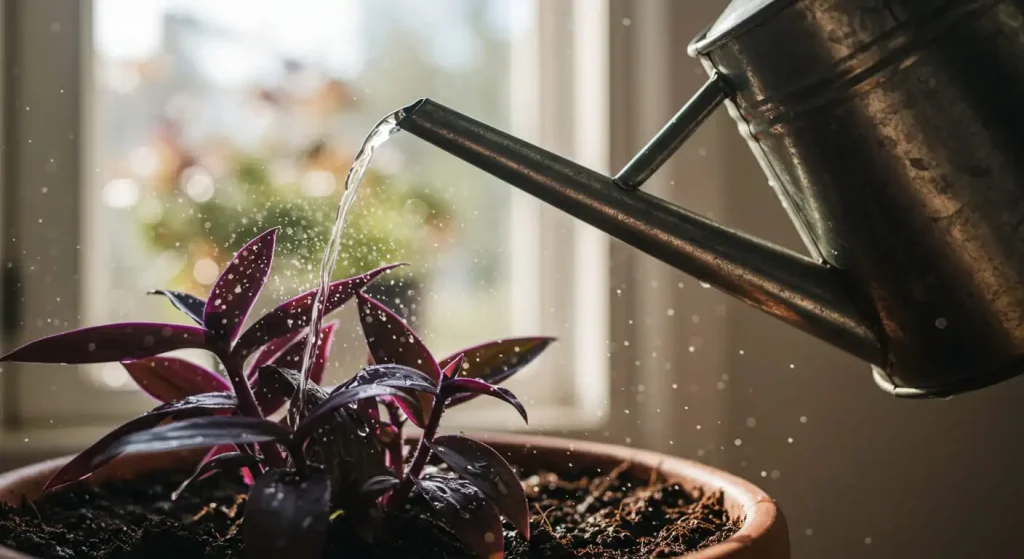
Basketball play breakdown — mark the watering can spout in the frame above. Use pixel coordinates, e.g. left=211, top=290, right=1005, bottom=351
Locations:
left=397, top=97, right=884, bottom=367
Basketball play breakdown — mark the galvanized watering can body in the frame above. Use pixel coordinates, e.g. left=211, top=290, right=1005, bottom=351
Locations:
left=398, top=0, right=1024, bottom=398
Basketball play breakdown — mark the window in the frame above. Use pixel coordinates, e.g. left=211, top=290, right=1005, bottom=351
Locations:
left=2, top=0, right=614, bottom=454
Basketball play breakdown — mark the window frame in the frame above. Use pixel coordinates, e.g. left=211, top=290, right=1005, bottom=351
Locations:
left=0, top=0, right=629, bottom=459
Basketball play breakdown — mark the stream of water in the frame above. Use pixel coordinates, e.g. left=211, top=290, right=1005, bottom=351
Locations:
left=290, top=108, right=406, bottom=423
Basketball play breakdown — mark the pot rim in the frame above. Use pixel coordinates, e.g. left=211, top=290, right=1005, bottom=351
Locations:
left=0, top=431, right=789, bottom=559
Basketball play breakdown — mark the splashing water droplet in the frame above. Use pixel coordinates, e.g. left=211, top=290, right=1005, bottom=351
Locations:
left=291, top=109, right=405, bottom=423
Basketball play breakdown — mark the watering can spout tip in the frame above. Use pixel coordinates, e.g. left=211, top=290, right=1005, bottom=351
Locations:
left=398, top=98, right=429, bottom=126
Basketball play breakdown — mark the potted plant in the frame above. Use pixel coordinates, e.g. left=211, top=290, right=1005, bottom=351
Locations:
left=0, top=228, right=789, bottom=558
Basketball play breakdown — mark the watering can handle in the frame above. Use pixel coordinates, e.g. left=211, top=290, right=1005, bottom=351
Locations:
left=614, top=74, right=729, bottom=191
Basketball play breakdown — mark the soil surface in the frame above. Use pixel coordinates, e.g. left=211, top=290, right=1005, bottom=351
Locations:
left=0, top=461, right=739, bottom=558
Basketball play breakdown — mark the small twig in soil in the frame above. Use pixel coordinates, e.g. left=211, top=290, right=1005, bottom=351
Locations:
left=224, top=494, right=246, bottom=519
left=576, top=460, right=631, bottom=516
left=534, top=503, right=556, bottom=534
left=225, top=518, right=244, bottom=540
left=190, top=502, right=218, bottom=523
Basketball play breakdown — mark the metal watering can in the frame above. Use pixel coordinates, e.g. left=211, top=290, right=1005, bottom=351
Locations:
left=397, top=0, right=1024, bottom=398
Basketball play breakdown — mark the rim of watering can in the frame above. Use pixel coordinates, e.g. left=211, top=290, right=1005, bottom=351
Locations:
left=689, top=0, right=798, bottom=55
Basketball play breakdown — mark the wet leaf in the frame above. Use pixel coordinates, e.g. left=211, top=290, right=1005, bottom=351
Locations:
left=199, top=444, right=257, bottom=485
left=233, top=263, right=403, bottom=360
left=171, top=452, right=264, bottom=501
left=430, top=435, right=529, bottom=539
left=244, top=468, right=331, bottom=559
left=252, top=322, right=338, bottom=415
left=0, top=323, right=207, bottom=365
left=264, top=365, right=390, bottom=503
left=294, top=384, right=419, bottom=443
left=92, top=415, right=289, bottom=468
left=204, top=228, right=278, bottom=345
left=356, top=292, right=440, bottom=427
left=442, top=378, right=528, bottom=424
left=416, top=474, right=504, bottom=559
left=439, top=337, right=554, bottom=406
left=44, top=392, right=239, bottom=491
left=121, top=356, right=230, bottom=403
left=344, top=363, right=438, bottom=394
left=361, top=475, right=400, bottom=499
left=148, top=290, right=206, bottom=326
left=246, top=328, right=307, bottom=379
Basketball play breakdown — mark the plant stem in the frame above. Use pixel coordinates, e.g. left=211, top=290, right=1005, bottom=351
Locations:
left=219, top=347, right=287, bottom=469
left=218, top=348, right=262, bottom=419
left=388, top=398, right=446, bottom=510
left=384, top=403, right=405, bottom=478
left=288, top=443, right=309, bottom=478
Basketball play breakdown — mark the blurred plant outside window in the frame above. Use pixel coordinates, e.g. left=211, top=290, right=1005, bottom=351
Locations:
left=87, top=0, right=557, bottom=415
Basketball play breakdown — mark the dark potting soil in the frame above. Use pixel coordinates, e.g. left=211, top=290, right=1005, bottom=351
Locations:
left=0, top=462, right=739, bottom=558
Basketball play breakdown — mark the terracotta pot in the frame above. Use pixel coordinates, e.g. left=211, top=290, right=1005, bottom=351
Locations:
left=0, top=433, right=790, bottom=559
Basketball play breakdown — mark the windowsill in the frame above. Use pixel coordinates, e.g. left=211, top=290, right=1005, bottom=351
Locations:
left=0, top=405, right=607, bottom=470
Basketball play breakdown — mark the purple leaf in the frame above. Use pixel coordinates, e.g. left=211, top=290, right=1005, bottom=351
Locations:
left=0, top=322, right=207, bottom=365
left=204, top=228, right=279, bottom=345
left=148, top=290, right=206, bottom=326
left=416, top=474, right=504, bottom=559
left=430, top=435, right=530, bottom=540
left=439, top=336, right=554, bottom=396
left=92, top=416, right=289, bottom=467
left=294, top=385, right=419, bottom=443
left=246, top=328, right=307, bottom=379
left=170, top=451, right=264, bottom=501
left=199, top=444, right=257, bottom=485
left=43, top=391, right=239, bottom=491
left=270, top=321, right=337, bottom=385
left=361, top=475, right=400, bottom=499
left=356, top=291, right=440, bottom=428
left=345, top=364, right=438, bottom=394
left=244, top=468, right=331, bottom=559
left=233, top=263, right=404, bottom=360
left=251, top=322, right=338, bottom=415
left=253, top=365, right=299, bottom=409
left=121, top=357, right=230, bottom=403
left=442, top=378, right=528, bottom=425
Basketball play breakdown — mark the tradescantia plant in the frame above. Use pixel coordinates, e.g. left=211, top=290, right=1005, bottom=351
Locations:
left=0, top=227, right=555, bottom=559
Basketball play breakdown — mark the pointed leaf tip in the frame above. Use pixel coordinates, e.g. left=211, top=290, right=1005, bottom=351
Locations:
left=355, top=291, right=440, bottom=428
left=148, top=290, right=206, bottom=326
left=204, top=228, right=279, bottom=346
left=443, top=378, right=528, bottom=425
left=440, top=337, right=555, bottom=407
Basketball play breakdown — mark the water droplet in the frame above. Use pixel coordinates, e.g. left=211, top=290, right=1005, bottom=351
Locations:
left=733, top=438, right=742, bottom=446
left=699, top=281, right=711, bottom=288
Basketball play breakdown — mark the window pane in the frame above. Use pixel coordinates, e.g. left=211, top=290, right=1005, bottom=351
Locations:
left=91, top=0, right=531, bottom=391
